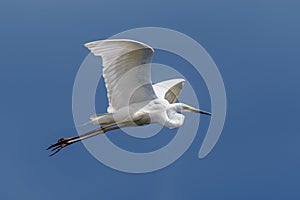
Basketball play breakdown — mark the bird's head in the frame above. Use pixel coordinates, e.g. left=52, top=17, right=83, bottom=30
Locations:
left=164, top=103, right=211, bottom=129
left=174, top=103, right=211, bottom=116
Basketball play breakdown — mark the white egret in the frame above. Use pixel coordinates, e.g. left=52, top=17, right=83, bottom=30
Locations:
left=48, top=39, right=211, bottom=156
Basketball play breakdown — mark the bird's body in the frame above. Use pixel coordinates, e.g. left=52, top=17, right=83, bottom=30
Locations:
left=91, top=97, right=184, bottom=128
left=48, top=39, right=211, bottom=155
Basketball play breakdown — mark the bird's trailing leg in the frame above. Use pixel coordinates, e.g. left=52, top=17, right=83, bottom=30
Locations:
left=47, top=123, right=128, bottom=156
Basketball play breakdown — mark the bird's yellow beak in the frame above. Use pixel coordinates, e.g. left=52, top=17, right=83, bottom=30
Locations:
left=186, top=106, right=212, bottom=116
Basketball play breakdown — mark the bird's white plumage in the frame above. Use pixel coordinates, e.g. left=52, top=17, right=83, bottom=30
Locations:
left=85, top=39, right=157, bottom=113
left=84, top=39, right=211, bottom=127
left=89, top=78, right=185, bottom=125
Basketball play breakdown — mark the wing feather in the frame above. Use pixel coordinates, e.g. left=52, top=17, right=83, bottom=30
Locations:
left=85, top=39, right=157, bottom=113
left=153, top=79, right=185, bottom=103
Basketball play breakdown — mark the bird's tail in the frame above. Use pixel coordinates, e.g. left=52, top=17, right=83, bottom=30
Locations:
left=78, top=113, right=115, bottom=127
left=89, top=113, right=115, bottom=125
left=76, top=113, right=115, bottom=127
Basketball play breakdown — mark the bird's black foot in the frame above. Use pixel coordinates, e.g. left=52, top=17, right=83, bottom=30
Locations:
left=47, top=127, right=107, bottom=156
left=47, top=137, right=78, bottom=156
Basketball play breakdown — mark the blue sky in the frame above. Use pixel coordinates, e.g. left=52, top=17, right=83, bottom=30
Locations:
left=1, top=0, right=299, bottom=199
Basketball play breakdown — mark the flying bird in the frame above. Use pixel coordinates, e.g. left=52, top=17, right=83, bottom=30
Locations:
left=47, top=39, right=211, bottom=156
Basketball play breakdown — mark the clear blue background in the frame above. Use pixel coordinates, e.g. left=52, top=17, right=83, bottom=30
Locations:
left=1, top=0, right=299, bottom=199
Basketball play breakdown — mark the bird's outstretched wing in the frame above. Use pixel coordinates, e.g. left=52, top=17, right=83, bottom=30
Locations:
left=85, top=39, right=157, bottom=113
left=153, top=79, right=185, bottom=103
